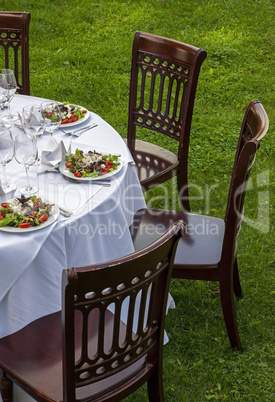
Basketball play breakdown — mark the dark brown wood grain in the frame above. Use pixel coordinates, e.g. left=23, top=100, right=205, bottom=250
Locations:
left=0, top=11, right=31, bottom=95
left=130, top=100, right=269, bottom=352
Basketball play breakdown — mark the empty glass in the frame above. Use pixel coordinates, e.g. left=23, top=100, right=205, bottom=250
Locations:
left=22, top=105, right=47, bottom=139
left=0, top=127, right=16, bottom=193
left=0, top=69, right=18, bottom=122
left=0, top=73, right=11, bottom=129
left=14, top=134, right=38, bottom=195
left=40, top=101, right=62, bottom=137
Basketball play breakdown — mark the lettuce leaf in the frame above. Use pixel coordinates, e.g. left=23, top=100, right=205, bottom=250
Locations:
left=0, top=214, right=13, bottom=227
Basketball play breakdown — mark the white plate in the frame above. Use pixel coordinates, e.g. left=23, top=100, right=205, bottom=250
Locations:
left=0, top=201, right=60, bottom=233
left=59, top=157, right=123, bottom=182
left=59, top=105, right=90, bottom=128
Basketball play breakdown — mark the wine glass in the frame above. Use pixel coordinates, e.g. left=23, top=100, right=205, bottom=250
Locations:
left=40, top=101, right=62, bottom=137
left=21, top=105, right=47, bottom=165
left=0, top=73, right=11, bottom=129
left=14, top=134, right=38, bottom=195
left=0, top=73, right=8, bottom=105
left=0, top=128, right=17, bottom=193
left=22, top=105, right=47, bottom=139
left=0, top=69, right=18, bottom=123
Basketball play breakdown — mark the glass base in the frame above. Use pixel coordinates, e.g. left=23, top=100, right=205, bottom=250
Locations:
left=0, top=183, right=17, bottom=194
left=3, top=114, right=19, bottom=123
left=0, top=122, right=12, bottom=129
left=33, top=157, right=41, bottom=166
left=19, top=185, right=39, bottom=195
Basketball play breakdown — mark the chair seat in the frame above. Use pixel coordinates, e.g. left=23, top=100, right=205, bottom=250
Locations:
left=125, top=139, right=178, bottom=185
left=0, top=309, right=147, bottom=401
left=131, top=209, right=225, bottom=268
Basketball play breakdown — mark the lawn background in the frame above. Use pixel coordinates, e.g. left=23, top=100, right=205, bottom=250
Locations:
left=1, top=0, right=275, bottom=400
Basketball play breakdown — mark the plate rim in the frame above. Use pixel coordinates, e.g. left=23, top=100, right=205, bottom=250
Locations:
left=0, top=199, right=60, bottom=233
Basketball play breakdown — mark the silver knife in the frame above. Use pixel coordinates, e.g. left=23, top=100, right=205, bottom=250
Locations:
left=60, top=123, right=98, bottom=136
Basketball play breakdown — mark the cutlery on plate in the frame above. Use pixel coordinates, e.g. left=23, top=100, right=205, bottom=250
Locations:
left=60, top=123, right=98, bottom=136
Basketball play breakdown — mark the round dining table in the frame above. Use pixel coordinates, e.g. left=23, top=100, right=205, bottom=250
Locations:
left=0, top=94, right=150, bottom=402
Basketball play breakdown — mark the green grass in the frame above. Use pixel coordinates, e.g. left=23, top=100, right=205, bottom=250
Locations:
left=2, top=0, right=275, bottom=400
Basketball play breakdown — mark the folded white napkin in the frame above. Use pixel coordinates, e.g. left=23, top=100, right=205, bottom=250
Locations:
left=0, top=181, right=7, bottom=195
left=0, top=184, right=15, bottom=195
left=18, top=107, right=41, bottom=129
left=38, top=139, right=71, bottom=173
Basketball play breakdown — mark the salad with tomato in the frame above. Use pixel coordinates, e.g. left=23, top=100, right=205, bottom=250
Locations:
left=60, top=103, right=87, bottom=125
left=65, top=148, right=121, bottom=178
left=0, top=195, right=53, bottom=229
left=42, top=103, right=87, bottom=125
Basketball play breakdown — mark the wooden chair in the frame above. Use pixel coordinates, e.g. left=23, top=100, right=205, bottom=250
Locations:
left=129, top=100, right=269, bottom=351
left=126, top=31, right=207, bottom=210
left=0, top=220, right=184, bottom=401
left=0, top=11, right=31, bottom=95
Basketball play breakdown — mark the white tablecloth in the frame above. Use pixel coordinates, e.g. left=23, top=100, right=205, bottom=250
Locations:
left=0, top=94, right=147, bottom=339
left=0, top=95, right=175, bottom=402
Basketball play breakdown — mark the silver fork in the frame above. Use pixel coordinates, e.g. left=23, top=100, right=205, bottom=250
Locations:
left=60, top=123, right=98, bottom=136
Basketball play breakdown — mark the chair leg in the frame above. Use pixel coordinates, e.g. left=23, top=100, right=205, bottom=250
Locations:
left=147, top=364, right=164, bottom=402
left=233, top=258, right=243, bottom=299
left=219, top=275, right=243, bottom=352
left=0, top=372, right=13, bottom=402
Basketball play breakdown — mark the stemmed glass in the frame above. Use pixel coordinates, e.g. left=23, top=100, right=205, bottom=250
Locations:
left=0, top=73, right=11, bottom=129
left=0, top=128, right=17, bottom=193
left=22, top=104, right=47, bottom=165
left=22, top=105, right=47, bottom=139
left=40, top=101, right=62, bottom=137
left=0, top=69, right=18, bottom=123
left=14, top=134, right=38, bottom=195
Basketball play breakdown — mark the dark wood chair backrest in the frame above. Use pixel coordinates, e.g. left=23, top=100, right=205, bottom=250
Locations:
left=222, top=100, right=269, bottom=266
left=0, top=11, right=31, bottom=95
left=127, top=31, right=207, bottom=201
left=62, top=220, right=184, bottom=401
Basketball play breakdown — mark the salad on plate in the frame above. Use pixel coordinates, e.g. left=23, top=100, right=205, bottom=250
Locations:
left=60, top=103, right=88, bottom=124
left=42, top=102, right=88, bottom=125
left=64, top=148, right=121, bottom=178
left=0, top=195, right=54, bottom=229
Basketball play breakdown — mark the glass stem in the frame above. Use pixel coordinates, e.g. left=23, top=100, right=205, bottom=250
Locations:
left=25, top=164, right=31, bottom=190
left=2, top=163, right=7, bottom=187
left=6, top=101, right=11, bottom=119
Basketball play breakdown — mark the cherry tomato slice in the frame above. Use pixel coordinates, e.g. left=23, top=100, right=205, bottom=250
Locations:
left=19, top=222, right=31, bottom=228
left=65, top=162, right=72, bottom=168
left=74, top=172, right=82, bottom=178
left=61, top=119, right=69, bottom=124
left=28, top=210, right=38, bottom=217
left=38, top=214, right=48, bottom=222
left=82, top=110, right=87, bottom=114
left=1, top=202, right=10, bottom=208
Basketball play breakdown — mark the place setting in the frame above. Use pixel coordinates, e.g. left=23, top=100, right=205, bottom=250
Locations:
left=0, top=102, right=124, bottom=232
